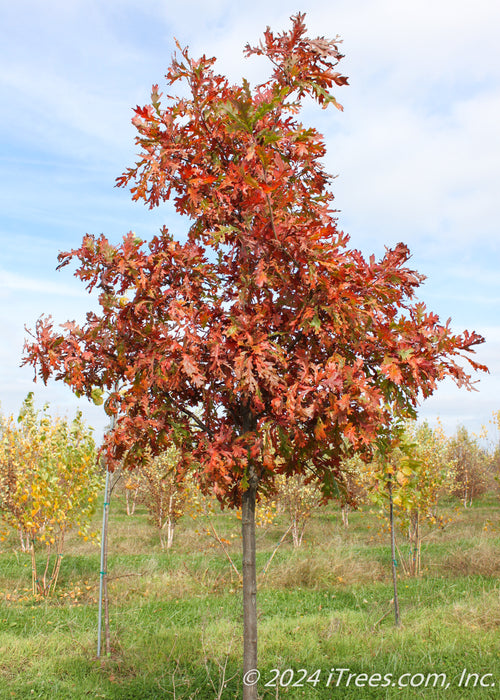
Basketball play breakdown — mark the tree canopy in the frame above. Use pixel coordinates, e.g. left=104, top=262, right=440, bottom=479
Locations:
left=24, top=13, right=486, bottom=507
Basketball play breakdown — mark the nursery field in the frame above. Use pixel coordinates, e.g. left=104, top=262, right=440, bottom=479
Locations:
left=0, top=493, right=499, bottom=699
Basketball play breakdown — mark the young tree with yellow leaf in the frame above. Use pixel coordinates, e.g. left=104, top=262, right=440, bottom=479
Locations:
left=366, top=420, right=455, bottom=577
left=272, top=473, right=322, bottom=547
left=448, top=425, right=491, bottom=507
left=393, top=421, right=454, bottom=575
left=0, top=394, right=102, bottom=596
left=138, top=446, right=187, bottom=550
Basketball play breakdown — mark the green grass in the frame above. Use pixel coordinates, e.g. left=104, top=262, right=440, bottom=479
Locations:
left=1, top=494, right=499, bottom=698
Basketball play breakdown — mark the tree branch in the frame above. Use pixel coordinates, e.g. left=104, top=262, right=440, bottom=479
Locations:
left=171, top=398, right=214, bottom=437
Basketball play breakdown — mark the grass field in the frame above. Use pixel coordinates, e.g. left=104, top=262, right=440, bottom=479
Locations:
left=1, top=491, right=499, bottom=699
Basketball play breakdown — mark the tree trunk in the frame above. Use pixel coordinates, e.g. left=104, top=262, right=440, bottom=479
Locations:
left=408, top=511, right=419, bottom=576
left=291, top=517, right=300, bottom=548
left=414, top=512, right=420, bottom=576
left=30, top=538, right=38, bottom=595
left=388, top=476, right=401, bottom=627
left=242, top=481, right=258, bottom=700
left=98, top=467, right=111, bottom=657
left=49, top=532, right=65, bottom=596
left=341, top=504, right=349, bottom=528
left=19, top=528, right=30, bottom=553
left=125, top=486, right=139, bottom=516
left=161, top=515, right=175, bottom=550
left=167, top=496, right=175, bottom=549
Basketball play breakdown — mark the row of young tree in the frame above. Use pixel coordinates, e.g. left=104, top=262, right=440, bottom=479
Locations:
left=2, top=395, right=496, bottom=595
left=117, top=417, right=499, bottom=574
left=0, top=394, right=103, bottom=596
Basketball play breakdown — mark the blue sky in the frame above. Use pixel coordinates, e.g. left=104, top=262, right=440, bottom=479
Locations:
left=1, top=0, right=498, bottom=442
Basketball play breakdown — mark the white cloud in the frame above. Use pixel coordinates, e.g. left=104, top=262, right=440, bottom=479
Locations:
left=323, top=86, right=500, bottom=254
left=420, top=322, right=500, bottom=436
left=0, top=269, right=87, bottom=299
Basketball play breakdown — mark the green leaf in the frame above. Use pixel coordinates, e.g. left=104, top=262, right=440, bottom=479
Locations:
left=310, top=314, right=321, bottom=330
left=90, top=388, right=104, bottom=406
left=398, top=348, right=413, bottom=361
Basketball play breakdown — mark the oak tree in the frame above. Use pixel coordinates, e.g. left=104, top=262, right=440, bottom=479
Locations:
left=23, top=14, right=486, bottom=696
